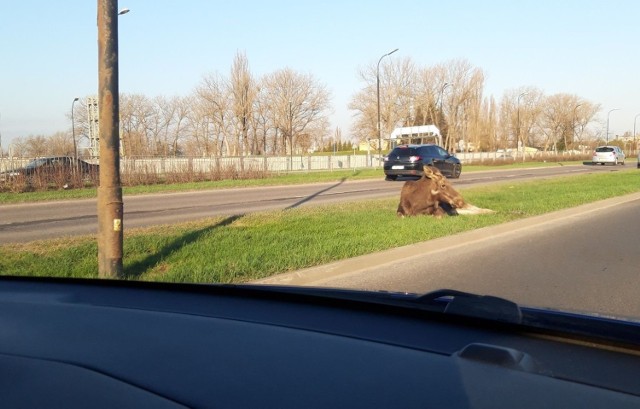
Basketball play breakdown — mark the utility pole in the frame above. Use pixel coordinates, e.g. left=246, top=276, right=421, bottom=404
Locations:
left=606, top=108, right=619, bottom=144
left=517, top=92, right=528, bottom=163
left=634, top=113, right=640, bottom=156
left=71, top=97, right=79, bottom=158
left=97, top=0, right=123, bottom=278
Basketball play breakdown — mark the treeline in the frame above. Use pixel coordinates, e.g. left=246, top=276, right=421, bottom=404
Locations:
left=350, top=58, right=604, bottom=153
left=8, top=53, right=619, bottom=159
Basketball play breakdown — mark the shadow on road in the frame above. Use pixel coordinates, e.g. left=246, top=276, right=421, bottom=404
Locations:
left=284, top=177, right=348, bottom=210
left=124, top=214, right=243, bottom=279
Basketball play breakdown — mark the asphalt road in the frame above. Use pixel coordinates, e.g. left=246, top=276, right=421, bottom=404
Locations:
left=258, top=192, right=640, bottom=321
left=0, top=163, right=628, bottom=244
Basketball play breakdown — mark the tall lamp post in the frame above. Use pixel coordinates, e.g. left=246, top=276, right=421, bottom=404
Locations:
left=606, top=108, right=619, bottom=144
left=517, top=92, right=528, bottom=162
left=634, top=113, right=640, bottom=155
left=376, top=48, right=398, bottom=163
left=438, top=82, right=451, bottom=147
left=71, top=97, right=79, bottom=158
left=571, top=103, right=583, bottom=152
left=438, top=82, right=451, bottom=111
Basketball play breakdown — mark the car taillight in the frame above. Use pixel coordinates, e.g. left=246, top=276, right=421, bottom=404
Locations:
left=409, top=155, right=421, bottom=162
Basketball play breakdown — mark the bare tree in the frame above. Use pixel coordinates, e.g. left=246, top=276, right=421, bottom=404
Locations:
left=411, top=65, right=448, bottom=129
left=11, top=135, right=49, bottom=157
left=539, top=95, right=599, bottom=152
left=478, top=96, right=499, bottom=151
left=169, top=96, right=193, bottom=156
left=499, top=87, right=544, bottom=153
left=440, top=59, right=485, bottom=152
left=251, top=85, right=274, bottom=155
left=349, top=56, right=416, bottom=150
left=183, top=103, right=212, bottom=156
left=119, top=94, right=156, bottom=156
left=229, top=51, right=258, bottom=159
left=8, top=137, right=28, bottom=157
left=381, top=57, right=417, bottom=135
left=196, top=73, right=232, bottom=156
left=48, top=131, right=75, bottom=156
left=349, top=58, right=487, bottom=153
left=573, top=101, right=600, bottom=150
left=262, top=68, right=331, bottom=156
left=539, top=94, right=582, bottom=151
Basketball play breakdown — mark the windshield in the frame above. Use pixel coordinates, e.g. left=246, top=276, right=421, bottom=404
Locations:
left=1, top=2, right=639, bottom=328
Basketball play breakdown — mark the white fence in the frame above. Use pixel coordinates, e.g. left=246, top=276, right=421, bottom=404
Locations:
left=118, top=155, right=372, bottom=175
left=0, top=155, right=374, bottom=174
left=0, top=151, right=594, bottom=175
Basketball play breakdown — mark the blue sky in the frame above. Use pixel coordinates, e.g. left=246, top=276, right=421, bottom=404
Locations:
left=1, top=0, right=638, bottom=148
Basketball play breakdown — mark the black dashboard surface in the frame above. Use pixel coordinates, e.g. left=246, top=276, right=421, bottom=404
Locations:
left=1, top=277, right=640, bottom=408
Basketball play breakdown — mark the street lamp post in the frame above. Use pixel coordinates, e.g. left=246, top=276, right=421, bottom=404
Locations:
left=438, top=82, right=451, bottom=111
left=571, top=103, right=583, bottom=152
left=517, top=92, right=527, bottom=162
left=438, top=82, right=451, bottom=147
left=289, top=100, right=293, bottom=171
left=376, top=48, right=398, bottom=164
left=634, top=113, right=640, bottom=155
left=71, top=97, right=79, bottom=158
left=606, top=108, right=619, bottom=144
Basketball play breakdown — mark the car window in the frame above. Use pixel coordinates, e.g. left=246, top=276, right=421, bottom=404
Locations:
left=2, top=5, right=638, bottom=300
left=390, top=147, right=417, bottom=156
left=417, top=146, right=435, bottom=156
left=435, top=146, right=449, bottom=157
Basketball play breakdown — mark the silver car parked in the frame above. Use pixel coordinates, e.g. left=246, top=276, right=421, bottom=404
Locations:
left=592, top=146, right=625, bottom=166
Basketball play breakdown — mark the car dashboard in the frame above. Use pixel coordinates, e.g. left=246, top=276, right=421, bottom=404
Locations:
left=1, top=277, right=640, bottom=408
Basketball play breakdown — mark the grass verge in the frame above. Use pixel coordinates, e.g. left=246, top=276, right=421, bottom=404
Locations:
left=1, top=169, right=638, bottom=283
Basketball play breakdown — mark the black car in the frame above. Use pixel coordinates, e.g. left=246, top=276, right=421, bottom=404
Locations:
left=1, top=156, right=99, bottom=186
left=383, top=144, right=462, bottom=180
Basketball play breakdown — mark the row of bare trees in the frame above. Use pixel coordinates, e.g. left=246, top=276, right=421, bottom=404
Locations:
left=102, top=53, right=330, bottom=156
left=350, top=58, right=602, bottom=153
left=9, top=132, right=75, bottom=158
left=5, top=52, right=332, bottom=159
left=9, top=54, right=613, bottom=159
left=112, top=52, right=331, bottom=158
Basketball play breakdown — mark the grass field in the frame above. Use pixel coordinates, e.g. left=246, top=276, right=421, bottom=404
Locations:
left=1, top=169, right=638, bottom=283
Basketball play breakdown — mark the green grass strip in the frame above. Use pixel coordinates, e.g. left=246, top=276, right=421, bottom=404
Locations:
left=1, top=170, right=638, bottom=283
